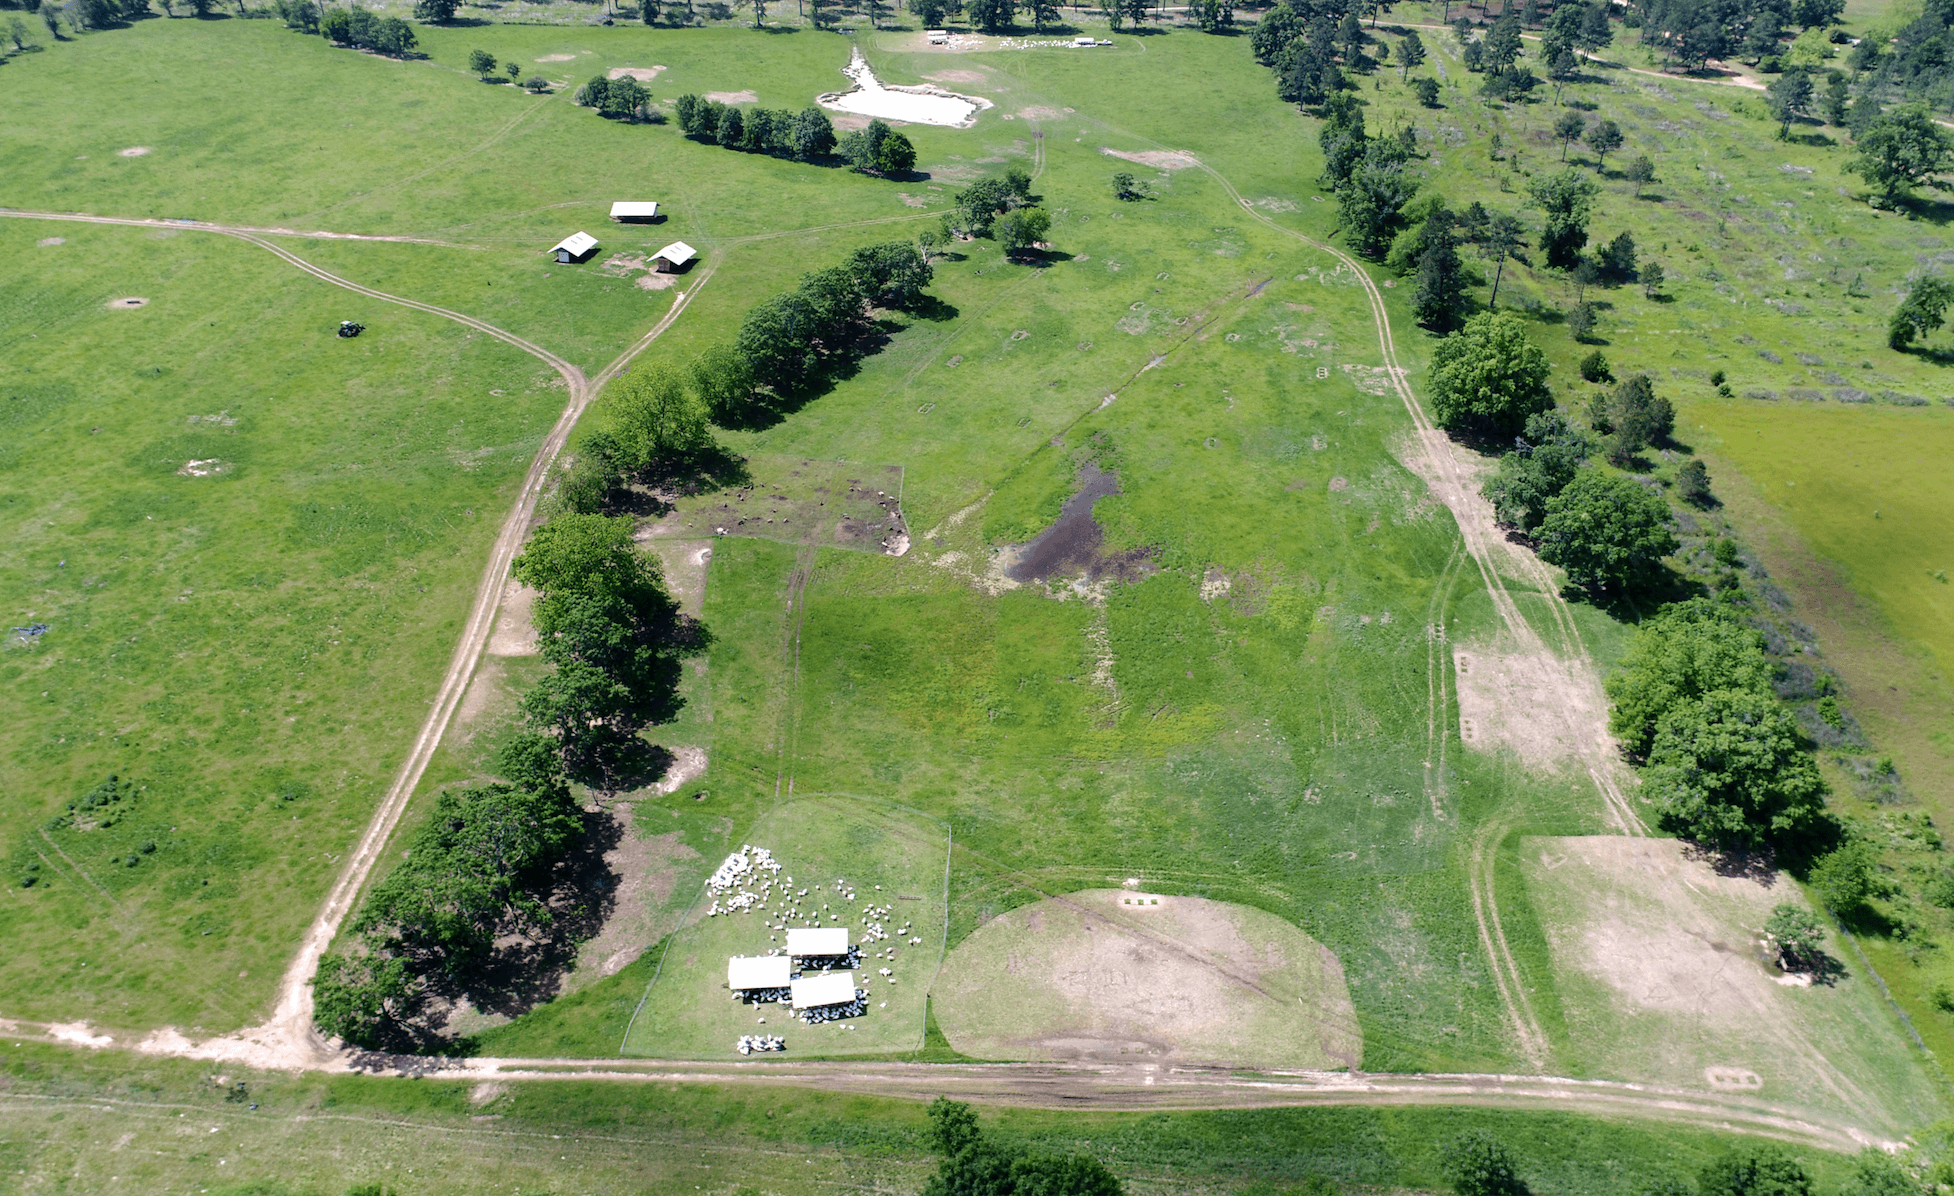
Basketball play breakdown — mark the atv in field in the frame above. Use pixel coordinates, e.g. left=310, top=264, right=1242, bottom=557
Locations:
left=337, top=320, right=365, bottom=338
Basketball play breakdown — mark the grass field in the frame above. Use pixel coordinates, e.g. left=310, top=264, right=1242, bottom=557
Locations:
left=7, top=0, right=1954, bottom=1176
left=933, top=889, right=1362, bottom=1069
left=618, top=796, right=949, bottom=1058
left=0, top=219, right=558, bottom=1030
left=0, top=1038, right=1872, bottom=1196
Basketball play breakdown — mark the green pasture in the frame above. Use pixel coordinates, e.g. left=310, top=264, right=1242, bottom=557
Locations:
left=618, top=795, right=948, bottom=1057
left=0, top=1038, right=1874, bottom=1196
left=0, top=220, right=557, bottom=1029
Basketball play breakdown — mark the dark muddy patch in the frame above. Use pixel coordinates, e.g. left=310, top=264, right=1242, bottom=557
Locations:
left=1005, top=461, right=1154, bottom=585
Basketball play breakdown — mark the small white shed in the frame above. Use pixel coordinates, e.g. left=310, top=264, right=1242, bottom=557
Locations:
left=786, top=927, right=851, bottom=958
left=652, top=240, right=698, bottom=272
left=790, top=971, right=857, bottom=1009
left=926, top=28, right=947, bottom=42
left=609, top=201, right=660, bottom=222
left=551, top=231, right=598, bottom=263
left=727, top=954, right=792, bottom=990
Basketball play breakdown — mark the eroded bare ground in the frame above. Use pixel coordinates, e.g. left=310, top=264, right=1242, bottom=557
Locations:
left=1391, top=429, right=1644, bottom=833
left=1523, top=836, right=1946, bottom=1140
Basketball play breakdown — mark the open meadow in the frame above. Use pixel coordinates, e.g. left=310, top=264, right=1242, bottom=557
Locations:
left=5, top=0, right=1954, bottom=1184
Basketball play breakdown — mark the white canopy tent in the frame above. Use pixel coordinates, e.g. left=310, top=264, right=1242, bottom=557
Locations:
left=727, top=954, right=792, bottom=990
left=609, top=201, right=660, bottom=221
left=786, top=927, right=851, bottom=958
left=790, top=971, right=857, bottom=1009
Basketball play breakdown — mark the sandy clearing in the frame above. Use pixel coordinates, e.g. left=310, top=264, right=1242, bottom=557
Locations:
left=1018, top=105, right=1063, bottom=120
left=636, top=272, right=677, bottom=290
left=1524, top=835, right=1945, bottom=1137
left=454, top=657, right=504, bottom=727
left=935, top=889, right=1359, bottom=1070
left=535, top=53, right=576, bottom=62
left=485, top=580, right=540, bottom=656
left=1454, top=645, right=1613, bottom=766
left=704, top=89, right=758, bottom=103
left=609, top=66, right=666, bottom=81
left=647, top=540, right=711, bottom=617
left=107, top=296, right=148, bottom=309
left=654, top=745, right=708, bottom=796
left=1100, top=147, right=1200, bottom=170
left=117, top=146, right=151, bottom=157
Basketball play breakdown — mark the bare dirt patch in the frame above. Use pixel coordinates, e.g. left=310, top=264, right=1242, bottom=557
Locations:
left=1017, top=105, right=1063, bottom=120
left=107, top=296, right=148, bottom=309
left=535, top=53, right=576, bottom=62
left=1523, top=835, right=1945, bottom=1137
left=175, top=458, right=226, bottom=476
left=704, top=89, right=758, bottom=103
left=36, top=237, right=64, bottom=247
left=934, top=889, right=1360, bottom=1070
left=486, top=580, right=539, bottom=656
left=896, top=192, right=932, bottom=208
left=455, top=658, right=506, bottom=728
left=653, top=745, right=708, bottom=796
left=1454, top=645, right=1613, bottom=767
left=636, top=273, right=677, bottom=291
left=608, top=66, right=666, bottom=81
left=117, top=146, right=151, bottom=157
left=563, top=820, right=700, bottom=989
left=1099, top=147, right=1200, bottom=170
left=647, top=540, right=712, bottom=617
left=641, top=455, right=908, bottom=556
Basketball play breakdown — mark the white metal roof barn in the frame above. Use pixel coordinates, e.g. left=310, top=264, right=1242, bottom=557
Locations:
left=727, top=954, right=791, bottom=990
left=551, top=231, right=598, bottom=262
left=791, top=971, right=857, bottom=1009
left=652, top=240, right=697, bottom=271
left=786, top=927, right=850, bottom=958
left=609, top=201, right=659, bottom=221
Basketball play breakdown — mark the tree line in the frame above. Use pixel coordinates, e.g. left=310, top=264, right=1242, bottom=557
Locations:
left=314, top=514, right=704, bottom=1049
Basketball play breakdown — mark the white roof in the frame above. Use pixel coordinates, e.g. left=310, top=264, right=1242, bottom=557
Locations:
left=791, top=971, right=857, bottom=1009
left=925, top=28, right=947, bottom=35
left=1073, top=35, right=1095, bottom=43
left=610, top=201, right=660, bottom=218
left=786, top=927, right=851, bottom=957
left=728, top=954, right=792, bottom=989
left=552, top=231, right=598, bottom=257
left=653, top=240, right=697, bottom=266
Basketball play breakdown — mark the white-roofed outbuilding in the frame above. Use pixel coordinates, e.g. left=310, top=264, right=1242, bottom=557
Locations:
left=652, top=240, right=697, bottom=272
left=610, top=201, right=660, bottom=222
left=551, top=231, right=598, bottom=263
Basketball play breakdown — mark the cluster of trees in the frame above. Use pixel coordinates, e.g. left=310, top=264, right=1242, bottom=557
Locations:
left=1456, top=11, right=1540, bottom=99
left=673, top=94, right=841, bottom=164
left=1606, top=598, right=1827, bottom=848
left=1318, top=94, right=1417, bottom=258
left=937, top=168, right=1050, bottom=253
left=272, top=2, right=416, bottom=54
left=574, top=74, right=663, bottom=121
left=918, top=1099, right=1124, bottom=1196
left=313, top=733, right=583, bottom=1047
left=1252, top=0, right=1370, bottom=108
left=559, top=242, right=934, bottom=477
left=1847, top=0, right=1954, bottom=114
left=1846, top=105, right=1954, bottom=208
left=1634, top=0, right=1843, bottom=72
left=1482, top=408, right=1595, bottom=531
left=1383, top=198, right=1530, bottom=329
left=838, top=118, right=918, bottom=176
left=312, top=510, right=708, bottom=1047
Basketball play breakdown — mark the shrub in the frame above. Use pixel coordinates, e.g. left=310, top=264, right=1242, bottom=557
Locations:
left=1675, top=458, right=1713, bottom=507
left=1439, top=1131, right=1527, bottom=1196
left=1578, top=350, right=1612, bottom=382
